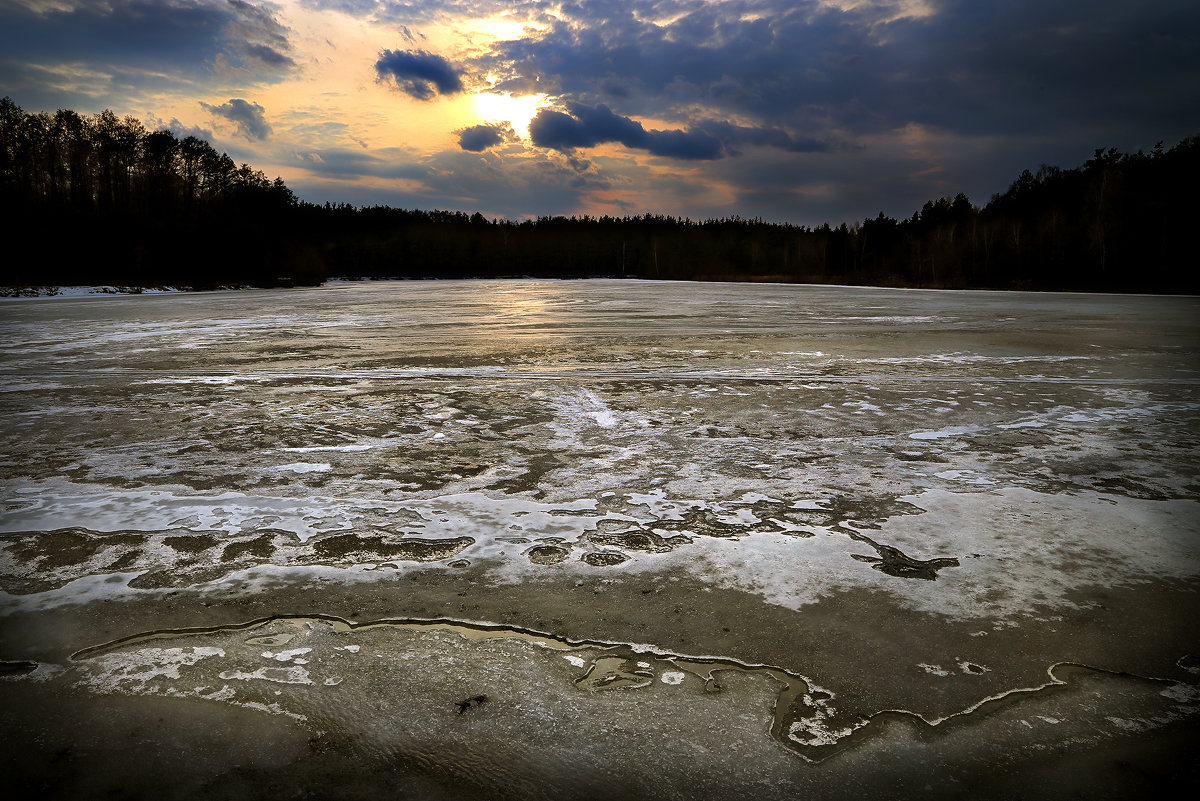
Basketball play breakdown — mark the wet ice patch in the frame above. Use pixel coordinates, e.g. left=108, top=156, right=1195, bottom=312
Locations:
left=1, top=661, right=64, bottom=682
left=910, top=425, right=983, bottom=440
left=840, top=316, right=941, bottom=324
left=1160, top=683, right=1200, bottom=705
left=0, top=571, right=144, bottom=615
left=0, top=483, right=417, bottom=540
left=547, top=388, right=620, bottom=434
left=660, top=488, right=1200, bottom=621
left=934, top=469, right=995, bottom=485
left=1106, top=716, right=1147, bottom=732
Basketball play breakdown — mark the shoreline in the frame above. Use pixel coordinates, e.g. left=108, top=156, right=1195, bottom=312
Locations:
left=3, top=277, right=1198, bottom=300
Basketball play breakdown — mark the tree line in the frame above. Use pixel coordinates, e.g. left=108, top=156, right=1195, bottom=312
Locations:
left=0, top=97, right=314, bottom=288
left=1, top=97, right=1196, bottom=292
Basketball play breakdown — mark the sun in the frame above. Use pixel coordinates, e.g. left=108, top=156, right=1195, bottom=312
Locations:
left=472, top=92, right=545, bottom=138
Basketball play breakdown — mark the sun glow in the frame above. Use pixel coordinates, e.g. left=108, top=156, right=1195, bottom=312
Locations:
left=472, top=92, right=545, bottom=138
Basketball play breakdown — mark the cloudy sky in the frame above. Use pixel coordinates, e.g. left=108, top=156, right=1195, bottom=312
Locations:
left=3, top=0, right=1198, bottom=223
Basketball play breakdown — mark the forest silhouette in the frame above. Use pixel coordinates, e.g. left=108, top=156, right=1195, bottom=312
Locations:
left=2, top=97, right=1196, bottom=292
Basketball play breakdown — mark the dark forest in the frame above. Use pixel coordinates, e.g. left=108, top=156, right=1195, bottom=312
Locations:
left=2, top=97, right=1196, bottom=292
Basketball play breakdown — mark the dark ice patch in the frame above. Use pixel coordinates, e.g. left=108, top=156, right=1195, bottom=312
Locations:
left=788, top=495, right=927, bottom=530
left=0, top=660, right=38, bottom=676
left=163, top=534, right=219, bottom=554
left=848, top=531, right=960, bottom=581
left=650, top=507, right=747, bottom=538
left=312, top=533, right=474, bottom=563
left=0, top=528, right=151, bottom=592
left=581, top=551, right=628, bottom=567
left=221, top=533, right=277, bottom=562
left=3, top=527, right=145, bottom=571
left=455, top=694, right=488, bottom=713
left=526, top=544, right=570, bottom=565
left=576, top=656, right=653, bottom=690
left=586, top=528, right=690, bottom=553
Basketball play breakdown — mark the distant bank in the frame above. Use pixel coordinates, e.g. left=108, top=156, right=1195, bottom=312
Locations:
left=3, top=98, right=1197, bottom=294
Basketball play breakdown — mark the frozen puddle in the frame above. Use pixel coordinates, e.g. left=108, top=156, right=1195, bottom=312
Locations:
left=40, top=614, right=1196, bottom=764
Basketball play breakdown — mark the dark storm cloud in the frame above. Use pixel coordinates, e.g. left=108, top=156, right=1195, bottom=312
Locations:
left=457, top=122, right=515, bottom=152
left=200, top=98, right=272, bottom=140
left=478, top=0, right=1200, bottom=145
left=374, top=49, right=464, bottom=100
left=690, top=120, right=829, bottom=156
left=528, top=102, right=828, bottom=161
left=0, top=0, right=296, bottom=108
left=0, top=1, right=230, bottom=72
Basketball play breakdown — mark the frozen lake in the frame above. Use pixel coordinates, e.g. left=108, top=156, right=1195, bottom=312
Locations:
left=2, top=280, right=1199, bottom=799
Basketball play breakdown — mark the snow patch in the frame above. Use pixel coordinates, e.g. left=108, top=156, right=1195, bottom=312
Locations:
left=261, top=648, right=312, bottom=662
left=273, top=463, right=332, bottom=474
left=218, top=665, right=313, bottom=685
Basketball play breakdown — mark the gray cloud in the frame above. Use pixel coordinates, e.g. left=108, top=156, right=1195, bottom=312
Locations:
left=297, top=0, right=382, bottom=13
left=0, top=0, right=297, bottom=110
left=163, top=117, right=215, bottom=142
left=415, top=148, right=609, bottom=217
left=374, top=48, right=464, bottom=100
left=289, top=146, right=426, bottom=180
left=200, top=98, right=272, bottom=140
left=0, top=1, right=231, bottom=72
left=224, top=0, right=296, bottom=70
left=528, top=102, right=828, bottom=161
left=530, top=103, right=723, bottom=160
left=241, top=41, right=294, bottom=67
left=457, top=122, right=515, bottom=152
left=288, top=145, right=605, bottom=218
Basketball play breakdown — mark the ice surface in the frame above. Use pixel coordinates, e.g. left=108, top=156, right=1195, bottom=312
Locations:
left=1, top=280, right=1198, bottom=798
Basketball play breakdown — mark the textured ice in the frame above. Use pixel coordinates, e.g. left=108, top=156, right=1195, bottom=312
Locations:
left=2, top=280, right=1198, bottom=796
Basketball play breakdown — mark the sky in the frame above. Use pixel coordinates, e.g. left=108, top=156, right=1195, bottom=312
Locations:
left=2, top=0, right=1198, bottom=224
